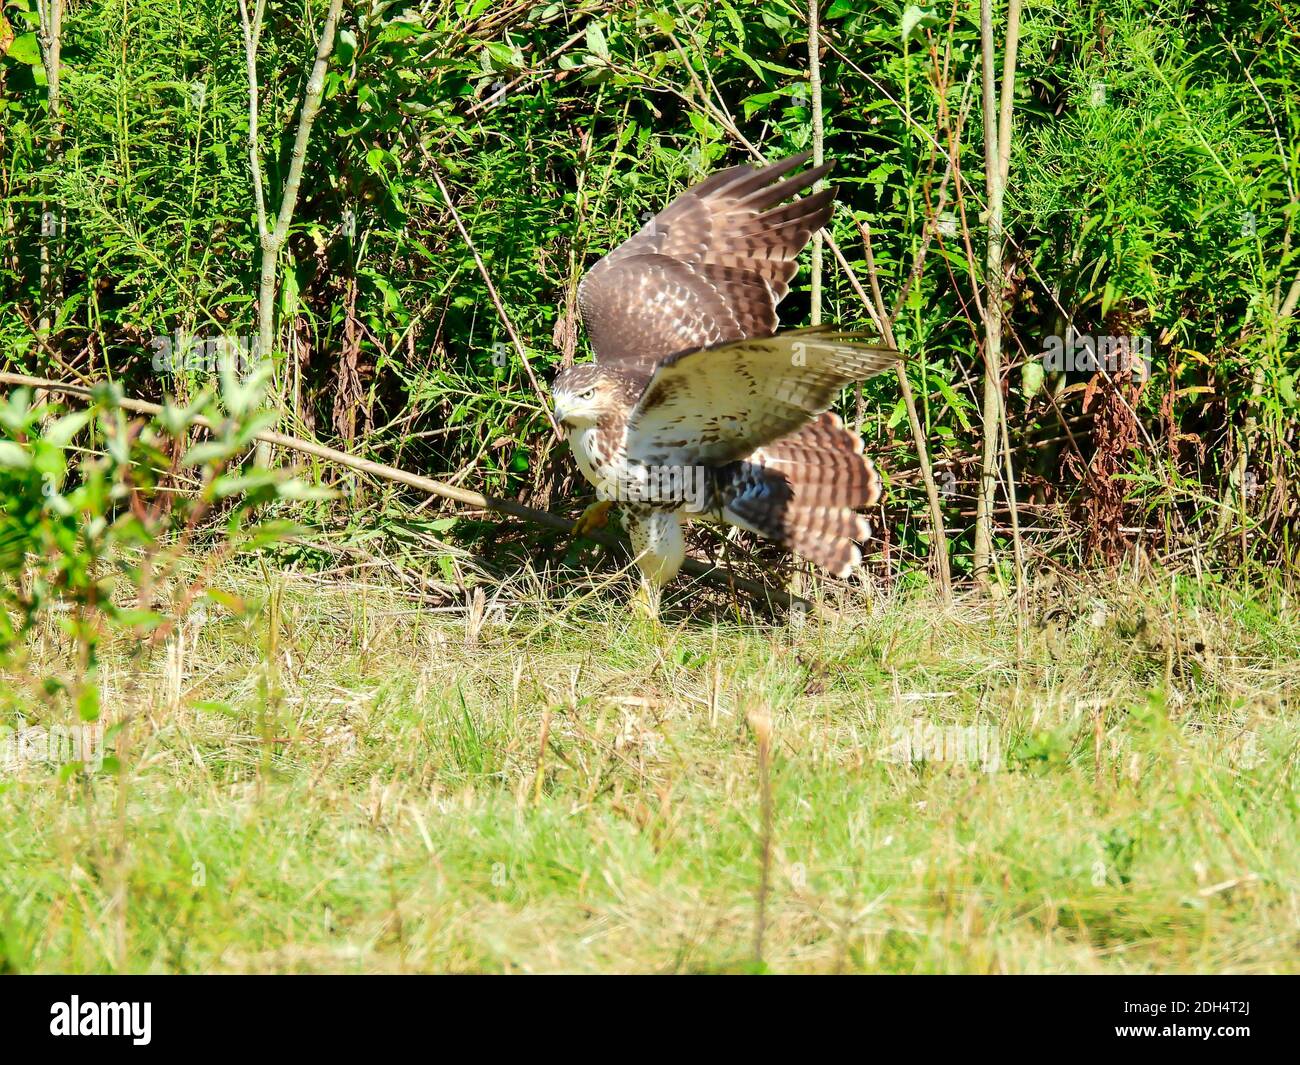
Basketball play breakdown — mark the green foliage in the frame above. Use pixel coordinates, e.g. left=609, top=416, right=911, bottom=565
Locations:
left=1, top=0, right=1298, bottom=570
left=0, top=367, right=327, bottom=733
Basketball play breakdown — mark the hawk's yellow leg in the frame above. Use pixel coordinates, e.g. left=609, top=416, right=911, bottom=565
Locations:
left=630, top=581, right=662, bottom=620
left=572, top=499, right=614, bottom=538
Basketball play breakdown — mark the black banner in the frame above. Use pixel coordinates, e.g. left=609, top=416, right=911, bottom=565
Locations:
left=0, top=975, right=1291, bottom=1052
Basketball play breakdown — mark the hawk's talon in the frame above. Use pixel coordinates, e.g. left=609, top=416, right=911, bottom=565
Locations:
left=572, top=499, right=614, bottom=538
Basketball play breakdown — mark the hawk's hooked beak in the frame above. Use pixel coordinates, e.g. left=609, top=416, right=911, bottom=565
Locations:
left=552, top=398, right=574, bottom=432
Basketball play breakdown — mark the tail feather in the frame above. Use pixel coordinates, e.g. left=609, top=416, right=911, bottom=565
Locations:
left=720, top=413, right=880, bottom=578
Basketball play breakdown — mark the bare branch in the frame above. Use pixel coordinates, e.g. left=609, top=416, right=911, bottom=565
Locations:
left=270, top=0, right=346, bottom=248
left=807, top=0, right=825, bottom=325
left=237, top=0, right=271, bottom=247
left=0, top=373, right=810, bottom=615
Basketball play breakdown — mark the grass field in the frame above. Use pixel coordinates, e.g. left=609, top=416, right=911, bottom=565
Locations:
left=1, top=565, right=1296, bottom=973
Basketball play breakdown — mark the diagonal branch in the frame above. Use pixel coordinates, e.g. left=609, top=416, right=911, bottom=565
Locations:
left=0, top=373, right=809, bottom=614
left=427, top=162, right=563, bottom=442
left=239, top=0, right=343, bottom=371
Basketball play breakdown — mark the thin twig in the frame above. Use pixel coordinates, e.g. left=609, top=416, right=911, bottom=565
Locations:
left=0, top=373, right=808, bottom=613
left=807, top=0, right=825, bottom=326
left=858, top=219, right=953, bottom=601
left=427, top=162, right=563, bottom=442
left=973, top=0, right=1024, bottom=593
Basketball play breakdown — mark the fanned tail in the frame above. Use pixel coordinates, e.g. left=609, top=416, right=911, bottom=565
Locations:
left=720, top=412, right=880, bottom=578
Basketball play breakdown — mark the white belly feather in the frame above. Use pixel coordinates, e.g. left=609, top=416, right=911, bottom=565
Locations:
left=625, top=508, right=685, bottom=587
left=569, top=424, right=686, bottom=589
left=570, top=425, right=630, bottom=500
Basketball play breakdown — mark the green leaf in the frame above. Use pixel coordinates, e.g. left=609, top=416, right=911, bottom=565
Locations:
left=5, top=32, right=41, bottom=66
left=585, top=22, right=610, bottom=62
left=212, top=470, right=281, bottom=498
left=204, top=589, right=249, bottom=616
left=337, top=28, right=357, bottom=65
left=193, top=700, right=236, bottom=716
left=277, top=480, right=336, bottom=501
left=219, top=359, right=272, bottom=418
left=887, top=396, right=907, bottom=430
left=900, top=6, right=939, bottom=44
left=1277, top=374, right=1296, bottom=407
left=108, top=607, right=165, bottom=630
left=280, top=263, right=300, bottom=317
left=721, top=42, right=765, bottom=81
left=184, top=440, right=237, bottom=466
left=931, top=377, right=973, bottom=432
left=234, top=519, right=301, bottom=551
left=0, top=441, right=32, bottom=469
left=1021, top=359, right=1045, bottom=399
left=77, top=684, right=100, bottom=723
left=688, top=111, right=719, bottom=139
left=43, top=409, right=92, bottom=449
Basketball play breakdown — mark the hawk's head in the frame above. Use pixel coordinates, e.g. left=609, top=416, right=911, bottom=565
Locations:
left=550, top=364, right=622, bottom=433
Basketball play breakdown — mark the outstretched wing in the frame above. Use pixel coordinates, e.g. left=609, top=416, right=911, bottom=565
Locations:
left=578, top=153, right=833, bottom=372
left=624, top=328, right=898, bottom=468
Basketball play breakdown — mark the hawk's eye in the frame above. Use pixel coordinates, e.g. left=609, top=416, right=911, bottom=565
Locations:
left=579, top=388, right=596, bottom=400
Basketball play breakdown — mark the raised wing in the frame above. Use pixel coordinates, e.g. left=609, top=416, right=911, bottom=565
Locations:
left=624, top=328, right=898, bottom=468
left=577, top=153, right=833, bottom=372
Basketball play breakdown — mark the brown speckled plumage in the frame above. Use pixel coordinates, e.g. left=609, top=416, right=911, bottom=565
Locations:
left=551, top=154, right=898, bottom=587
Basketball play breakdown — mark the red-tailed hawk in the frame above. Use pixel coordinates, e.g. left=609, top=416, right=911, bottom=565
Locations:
left=551, top=153, right=897, bottom=606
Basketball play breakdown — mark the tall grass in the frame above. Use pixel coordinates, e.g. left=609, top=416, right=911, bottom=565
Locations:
left=1, top=563, right=1295, bottom=972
